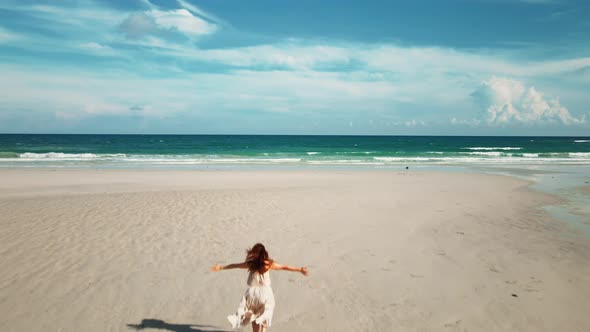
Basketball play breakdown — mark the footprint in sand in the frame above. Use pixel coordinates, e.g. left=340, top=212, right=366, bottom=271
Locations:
left=444, top=319, right=462, bottom=328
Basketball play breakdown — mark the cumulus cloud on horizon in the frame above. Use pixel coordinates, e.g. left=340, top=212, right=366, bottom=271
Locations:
left=472, top=77, right=586, bottom=125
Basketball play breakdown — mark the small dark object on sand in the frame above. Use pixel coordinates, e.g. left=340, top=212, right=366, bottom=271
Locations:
left=512, top=293, right=518, bottom=297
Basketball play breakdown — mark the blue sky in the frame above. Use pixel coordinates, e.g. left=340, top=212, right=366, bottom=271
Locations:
left=0, top=0, right=589, bottom=135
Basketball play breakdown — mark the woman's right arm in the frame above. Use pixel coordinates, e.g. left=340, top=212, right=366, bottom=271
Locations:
left=211, top=262, right=248, bottom=272
left=271, top=262, right=309, bottom=276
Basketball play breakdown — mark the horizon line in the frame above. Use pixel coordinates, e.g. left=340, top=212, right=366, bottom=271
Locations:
left=0, top=133, right=589, bottom=138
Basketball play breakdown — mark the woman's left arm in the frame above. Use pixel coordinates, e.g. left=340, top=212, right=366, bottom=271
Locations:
left=271, top=262, right=309, bottom=276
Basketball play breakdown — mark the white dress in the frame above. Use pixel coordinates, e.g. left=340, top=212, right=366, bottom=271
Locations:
left=227, top=270, right=275, bottom=329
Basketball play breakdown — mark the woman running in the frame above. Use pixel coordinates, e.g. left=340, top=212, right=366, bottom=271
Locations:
left=211, top=243, right=309, bottom=331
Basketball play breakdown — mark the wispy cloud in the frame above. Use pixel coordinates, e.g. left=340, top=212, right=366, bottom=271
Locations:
left=148, top=9, right=217, bottom=37
left=119, top=8, right=217, bottom=40
left=177, top=0, right=229, bottom=27
left=450, top=118, right=481, bottom=127
left=119, top=13, right=158, bottom=39
left=139, top=40, right=590, bottom=79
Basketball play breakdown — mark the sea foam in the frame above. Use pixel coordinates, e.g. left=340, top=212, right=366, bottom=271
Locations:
left=463, top=147, right=522, bottom=150
left=467, top=151, right=504, bottom=156
left=18, top=153, right=127, bottom=160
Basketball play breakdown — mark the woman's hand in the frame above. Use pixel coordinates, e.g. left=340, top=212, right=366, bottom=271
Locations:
left=211, top=264, right=223, bottom=272
left=300, top=267, right=309, bottom=276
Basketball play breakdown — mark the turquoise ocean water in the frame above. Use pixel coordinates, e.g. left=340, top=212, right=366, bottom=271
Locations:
left=0, top=134, right=589, bottom=168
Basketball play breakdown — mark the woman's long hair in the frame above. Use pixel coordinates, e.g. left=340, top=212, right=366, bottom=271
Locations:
left=245, top=243, right=272, bottom=273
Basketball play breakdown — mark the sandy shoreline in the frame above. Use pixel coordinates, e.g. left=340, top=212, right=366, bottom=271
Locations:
left=1, top=169, right=590, bottom=331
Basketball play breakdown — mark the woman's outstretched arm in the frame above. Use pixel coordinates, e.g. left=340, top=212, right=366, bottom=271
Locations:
left=211, top=262, right=248, bottom=272
left=271, top=262, right=309, bottom=276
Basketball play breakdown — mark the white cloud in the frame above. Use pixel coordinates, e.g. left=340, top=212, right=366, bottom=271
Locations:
left=404, top=119, right=426, bottom=127
left=149, top=9, right=216, bottom=37
left=6, top=1, right=590, bottom=81
left=359, top=45, right=590, bottom=78
left=143, top=41, right=590, bottom=114
left=177, top=0, right=228, bottom=27
left=119, top=9, right=217, bottom=39
left=119, top=12, right=158, bottom=38
left=145, top=40, right=590, bottom=81
left=0, top=64, right=407, bottom=123
left=29, top=3, right=126, bottom=26
left=154, top=43, right=351, bottom=70
left=78, top=42, right=118, bottom=56
left=450, top=118, right=481, bottom=126
left=7, top=1, right=217, bottom=43
left=472, top=77, right=585, bottom=125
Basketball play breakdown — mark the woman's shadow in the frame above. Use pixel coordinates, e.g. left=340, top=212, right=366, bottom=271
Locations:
left=127, top=319, right=229, bottom=332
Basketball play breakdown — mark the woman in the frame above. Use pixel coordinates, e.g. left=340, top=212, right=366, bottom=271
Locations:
left=211, top=243, right=309, bottom=332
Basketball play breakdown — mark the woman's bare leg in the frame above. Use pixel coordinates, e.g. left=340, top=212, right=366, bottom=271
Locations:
left=251, top=322, right=260, bottom=332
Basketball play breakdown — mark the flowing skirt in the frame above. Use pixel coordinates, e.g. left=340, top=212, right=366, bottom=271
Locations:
left=227, top=286, right=275, bottom=329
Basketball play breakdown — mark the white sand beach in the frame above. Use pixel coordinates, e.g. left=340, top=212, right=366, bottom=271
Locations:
left=1, top=169, right=590, bottom=331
